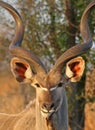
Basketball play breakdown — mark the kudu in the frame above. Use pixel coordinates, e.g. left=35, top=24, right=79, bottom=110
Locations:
left=0, top=1, right=94, bottom=130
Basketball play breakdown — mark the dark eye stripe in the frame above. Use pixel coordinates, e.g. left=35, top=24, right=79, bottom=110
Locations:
left=35, top=83, right=40, bottom=88
left=58, top=82, right=63, bottom=87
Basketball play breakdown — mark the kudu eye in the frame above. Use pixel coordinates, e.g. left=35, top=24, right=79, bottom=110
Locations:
left=58, top=82, right=63, bottom=87
left=35, top=83, right=40, bottom=88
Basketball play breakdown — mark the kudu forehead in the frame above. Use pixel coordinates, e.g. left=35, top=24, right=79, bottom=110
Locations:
left=35, top=72, right=61, bottom=89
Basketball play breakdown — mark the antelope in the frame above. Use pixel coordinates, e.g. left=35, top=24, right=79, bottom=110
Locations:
left=0, top=1, right=94, bottom=130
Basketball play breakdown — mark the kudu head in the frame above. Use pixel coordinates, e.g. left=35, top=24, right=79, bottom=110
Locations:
left=0, top=1, right=94, bottom=129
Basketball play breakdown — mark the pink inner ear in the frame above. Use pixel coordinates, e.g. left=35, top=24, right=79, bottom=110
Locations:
left=14, top=62, right=27, bottom=79
left=69, top=61, right=81, bottom=76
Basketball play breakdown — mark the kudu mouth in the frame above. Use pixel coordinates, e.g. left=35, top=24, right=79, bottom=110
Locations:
left=41, top=108, right=55, bottom=120
left=41, top=98, right=63, bottom=120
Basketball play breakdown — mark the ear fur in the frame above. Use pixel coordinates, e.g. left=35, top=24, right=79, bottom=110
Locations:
left=10, top=57, right=32, bottom=82
left=65, top=57, right=85, bottom=82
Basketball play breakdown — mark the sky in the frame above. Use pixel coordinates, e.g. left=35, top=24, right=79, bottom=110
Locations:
left=2, top=0, right=17, bottom=4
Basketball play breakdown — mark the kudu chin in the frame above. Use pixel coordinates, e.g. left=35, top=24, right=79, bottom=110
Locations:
left=0, top=1, right=94, bottom=130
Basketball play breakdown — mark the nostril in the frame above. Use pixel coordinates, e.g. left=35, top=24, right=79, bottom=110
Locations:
left=42, top=103, right=54, bottom=111
left=50, top=103, right=54, bottom=109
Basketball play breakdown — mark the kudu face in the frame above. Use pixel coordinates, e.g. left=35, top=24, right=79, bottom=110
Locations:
left=35, top=78, right=64, bottom=119
left=0, top=1, right=94, bottom=130
left=35, top=83, right=64, bottom=119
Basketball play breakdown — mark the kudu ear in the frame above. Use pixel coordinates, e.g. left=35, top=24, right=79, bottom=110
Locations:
left=10, top=57, right=33, bottom=83
left=65, top=57, right=85, bottom=82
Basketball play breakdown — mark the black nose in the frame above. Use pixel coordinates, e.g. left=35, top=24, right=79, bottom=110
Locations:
left=42, top=103, right=54, bottom=111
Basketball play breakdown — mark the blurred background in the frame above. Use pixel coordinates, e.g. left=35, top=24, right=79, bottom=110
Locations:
left=0, top=0, right=95, bottom=130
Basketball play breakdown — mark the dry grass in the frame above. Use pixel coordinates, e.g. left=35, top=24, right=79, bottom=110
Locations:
left=0, top=68, right=35, bottom=114
left=84, top=69, right=95, bottom=130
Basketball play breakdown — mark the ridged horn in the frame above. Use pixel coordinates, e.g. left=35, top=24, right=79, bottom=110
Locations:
left=0, top=1, right=46, bottom=75
left=49, top=1, right=94, bottom=76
